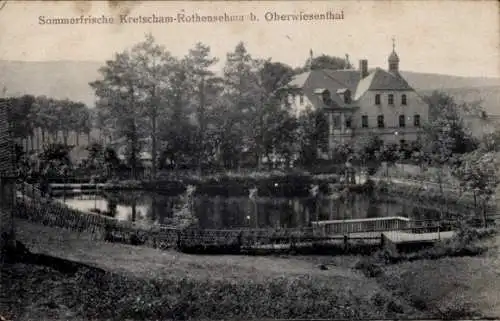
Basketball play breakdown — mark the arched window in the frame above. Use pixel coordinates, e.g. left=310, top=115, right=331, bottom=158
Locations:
left=388, top=94, right=394, bottom=105
left=401, top=94, right=407, bottom=105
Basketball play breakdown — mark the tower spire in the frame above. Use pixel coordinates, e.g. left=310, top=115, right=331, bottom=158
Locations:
left=345, top=54, right=351, bottom=70
left=388, top=36, right=400, bottom=73
left=308, top=49, right=314, bottom=70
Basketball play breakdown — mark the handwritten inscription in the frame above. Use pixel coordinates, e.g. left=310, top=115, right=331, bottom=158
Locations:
left=38, top=10, right=345, bottom=25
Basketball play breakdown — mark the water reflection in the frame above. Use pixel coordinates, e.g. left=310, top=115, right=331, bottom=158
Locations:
left=59, top=191, right=441, bottom=229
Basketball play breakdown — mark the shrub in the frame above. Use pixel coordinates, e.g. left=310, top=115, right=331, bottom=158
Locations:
left=354, top=257, right=384, bottom=277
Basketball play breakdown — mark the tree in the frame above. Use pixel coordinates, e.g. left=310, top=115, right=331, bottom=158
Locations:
left=157, top=57, right=197, bottom=170
left=328, top=143, right=353, bottom=165
left=220, top=42, right=260, bottom=169
left=479, top=128, right=500, bottom=152
left=254, top=61, right=295, bottom=168
left=184, top=42, right=219, bottom=173
left=455, top=151, right=499, bottom=226
left=32, top=96, right=57, bottom=147
left=423, top=91, right=478, bottom=157
left=296, top=54, right=352, bottom=73
left=296, top=108, right=329, bottom=167
left=352, top=135, right=384, bottom=175
left=5, top=95, right=35, bottom=146
left=90, top=34, right=176, bottom=179
left=132, top=34, right=177, bottom=178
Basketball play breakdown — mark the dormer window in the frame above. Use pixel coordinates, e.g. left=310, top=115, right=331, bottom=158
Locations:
left=401, top=94, right=407, bottom=105
left=375, top=94, right=381, bottom=105
left=388, top=94, right=394, bottom=105
left=314, top=88, right=332, bottom=105
left=337, top=88, right=351, bottom=104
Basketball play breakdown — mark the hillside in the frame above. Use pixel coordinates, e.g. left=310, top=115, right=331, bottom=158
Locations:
left=0, top=60, right=101, bottom=107
left=417, top=86, right=500, bottom=116
left=1, top=60, right=499, bottom=114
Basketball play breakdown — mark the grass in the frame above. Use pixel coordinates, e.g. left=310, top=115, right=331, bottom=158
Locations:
left=2, top=219, right=500, bottom=320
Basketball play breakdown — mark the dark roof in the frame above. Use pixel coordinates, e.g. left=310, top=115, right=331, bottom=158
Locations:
left=286, top=67, right=414, bottom=109
left=354, top=68, right=413, bottom=99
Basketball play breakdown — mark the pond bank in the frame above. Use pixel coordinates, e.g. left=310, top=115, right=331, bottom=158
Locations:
left=3, top=220, right=497, bottom=321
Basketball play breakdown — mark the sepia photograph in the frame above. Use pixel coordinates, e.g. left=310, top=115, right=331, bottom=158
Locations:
left=1, top=0, right=500, bottom=320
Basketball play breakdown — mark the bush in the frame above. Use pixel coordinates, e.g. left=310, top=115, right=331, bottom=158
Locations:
left=354, top=257, right=384, bottom=277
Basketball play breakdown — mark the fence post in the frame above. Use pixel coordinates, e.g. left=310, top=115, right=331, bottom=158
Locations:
left=176, top=229, right=181, bottom=249
left=238, top=231, right=243, bottom=250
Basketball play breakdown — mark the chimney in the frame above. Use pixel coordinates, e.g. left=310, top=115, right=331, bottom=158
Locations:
left=359, top=59, right=368, bottom=79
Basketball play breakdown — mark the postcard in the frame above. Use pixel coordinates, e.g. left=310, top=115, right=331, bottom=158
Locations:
left=1, top=1, right=499, bottom=320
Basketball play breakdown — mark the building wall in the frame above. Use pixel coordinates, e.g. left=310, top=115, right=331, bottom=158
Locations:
left=354, top=89, right=429, bottom=144
left=286, top=92, right=314, bottom=116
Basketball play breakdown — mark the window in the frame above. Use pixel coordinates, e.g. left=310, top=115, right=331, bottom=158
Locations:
left=388, top=94, right=394, bottom=105
left=361, top=115, right=368, bottom=128
left=401, top=94, right=407, bottom=105
left=399, top=115, right=406, bottom=128
left=377, top=115, right=385, bottom=128
left=375, top=94, right=381, bottom=105
left=345, top=117, right=352, bottom=128
left=414, top=114, right=421, bottom=127
left=400, top=139, right=407, bottom=149
left=333, top=115, right=341, bottom=128
left=299, top=94, right=304, bottom=105
left=344, top=90, right=351, bottom=104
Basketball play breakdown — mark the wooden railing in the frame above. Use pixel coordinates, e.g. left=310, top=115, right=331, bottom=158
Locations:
left=311, top=216, right=411, bottom=236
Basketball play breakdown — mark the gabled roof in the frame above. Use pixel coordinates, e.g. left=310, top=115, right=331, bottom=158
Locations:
left=285, top=67, right=414, bottom=110
left=286, top=69, right=360, bottom=109
left=287, top=71, right=310, bottom=88
left=354, top=68, right=412, bottom=100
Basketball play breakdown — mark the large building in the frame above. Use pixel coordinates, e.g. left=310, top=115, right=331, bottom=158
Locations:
left=284, top=44, right=429, bottom=158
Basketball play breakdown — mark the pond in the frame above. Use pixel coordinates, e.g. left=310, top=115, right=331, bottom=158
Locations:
left=58, top=190, right=442, bottom=229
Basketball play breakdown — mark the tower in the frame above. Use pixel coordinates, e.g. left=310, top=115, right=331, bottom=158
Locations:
left=388, top=37, right=400, bottom=73
left=308, top=49, right=314, bottom=70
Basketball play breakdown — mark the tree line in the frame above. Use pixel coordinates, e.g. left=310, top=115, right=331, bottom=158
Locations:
left=89, top=34, right=338, bottom=178
left=1, top=95, right=93, bottom=150
left=4, top=34, right=498, bottom=185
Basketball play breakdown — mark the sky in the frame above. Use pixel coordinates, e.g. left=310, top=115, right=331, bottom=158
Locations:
left=0, top=0, right=499, bottom=78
